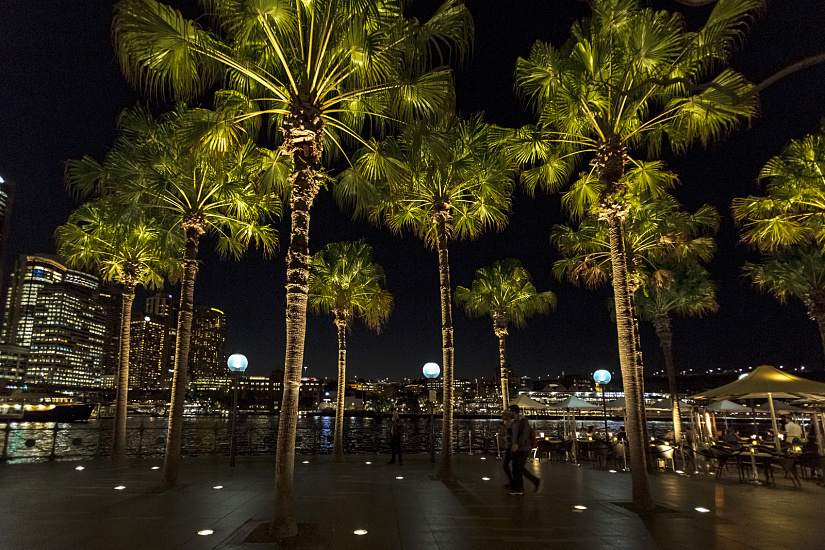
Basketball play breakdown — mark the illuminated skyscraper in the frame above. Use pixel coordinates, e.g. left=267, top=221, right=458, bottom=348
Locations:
left=188, top=306, right=226, bottom=381
left=129, top=313, right=176, bottom=388
left=27, top=270, right=106, bottom=386
left=1, top=255, right=66, bottom=347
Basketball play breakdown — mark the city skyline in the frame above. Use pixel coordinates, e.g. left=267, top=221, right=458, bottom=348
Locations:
left=2, top=1, right=825, bottom=382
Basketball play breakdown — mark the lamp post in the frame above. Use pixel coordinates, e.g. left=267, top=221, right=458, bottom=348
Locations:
left=423, top=362, right=440, bottom=464
left=227, top=354, right=248, bottom=467
left=593, top=370, right=612, bottom=441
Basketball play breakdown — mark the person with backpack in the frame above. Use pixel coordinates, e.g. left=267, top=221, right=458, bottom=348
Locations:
left=508, top=404, right=542, bottom=495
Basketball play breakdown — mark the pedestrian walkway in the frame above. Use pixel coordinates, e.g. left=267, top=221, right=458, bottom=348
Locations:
left=0, top=452, right=822, bottom=549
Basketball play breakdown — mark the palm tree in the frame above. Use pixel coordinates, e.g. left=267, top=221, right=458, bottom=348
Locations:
left=733, top=121, right=825, bottom=250
left=509, top=0, right=758, bottom=512
left=308, top=241, right=392, bottom=462
left=743, top=247, right=825, bottom=363
left=55, top=198, right=181, bottom=466
left=552, top=172, right=718, bottom=461
left=336, top=113, right=513, bottom=480
left=112, top=1, right=472, bottom=536
left=634, top=262, right=717, bottom=443
left=68, top=106, right=282, bottom=490
left=455, top=259, right=556, bottom=409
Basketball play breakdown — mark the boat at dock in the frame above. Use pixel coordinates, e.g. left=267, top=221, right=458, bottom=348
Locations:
left=0, top=390, right=95, bottom=422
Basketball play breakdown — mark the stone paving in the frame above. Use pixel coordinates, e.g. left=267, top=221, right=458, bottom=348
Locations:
left=1, top=451, right=823, bottom=549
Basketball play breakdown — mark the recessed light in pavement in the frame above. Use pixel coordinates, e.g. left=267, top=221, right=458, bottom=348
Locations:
left=396, top=476, right=403, bottom=480
left=480, top=457, right=486, bottom=460
left=695, top=507, right=710, bottom=513
left=213, top=486, right=223, bottom=489
left=114, top=486, right=126, bottom=490
left=151, top=466, right=159, bottom=470
left=197, top=530, right=214, bottom=536
left=365, top=461, right=372, bottom=464
left=482, top=477, right=490, bottom=481
left=75, top=466, right=84, bottom=471
left=353, top=529, right=368, bottom=536
left=303, top=460, right=309, bottom=464
left=574, top=505, right=587, bottom=510
left=609, top=470, right=617, bottom=473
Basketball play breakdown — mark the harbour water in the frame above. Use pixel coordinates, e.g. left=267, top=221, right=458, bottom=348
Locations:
left=0, top=414, right=675, bottom=464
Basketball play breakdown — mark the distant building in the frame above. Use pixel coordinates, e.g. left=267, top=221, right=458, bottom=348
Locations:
left=98, top=282, right=123, bottom=378
left=26, top=270, right=106, bottom=386
left=188, top=306, right=226, bottom=382
left=1, top=254, right=67, bottom=348
left=129, top=314, right=176, bottom=388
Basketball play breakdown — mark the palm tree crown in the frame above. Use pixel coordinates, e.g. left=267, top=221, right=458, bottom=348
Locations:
left=455, top=258, right=555, bottom=407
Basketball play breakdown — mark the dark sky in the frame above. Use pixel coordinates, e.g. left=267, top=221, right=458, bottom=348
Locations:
left=2, top=1, right=825, bottom=381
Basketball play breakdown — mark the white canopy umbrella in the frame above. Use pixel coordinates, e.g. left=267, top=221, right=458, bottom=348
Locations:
left=691, top=365, right=825, bottom=452
left=510, top=394, right=548, bottom=412
left=649, top=398, right=692, bottom=411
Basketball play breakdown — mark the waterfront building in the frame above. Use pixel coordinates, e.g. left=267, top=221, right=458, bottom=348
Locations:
left=1, top=254, right=67, bottom=348
left=188, top=306, right=226, bottom=382
left=26, top=270, right=107, bottom=386
left=129, top=314, right=176, bottom=388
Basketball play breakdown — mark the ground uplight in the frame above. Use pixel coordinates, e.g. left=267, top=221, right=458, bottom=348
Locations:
left=482, top=477, right=490, bottom=481
left=353, top=529, right=368, bottom=536
left=213, top=486, right=223, bottom=489
left=197, top=530, right=214, bottom=536
left=365, top=461, right=372, bottom=465
left=574, top=505, right=587, bottom=510
left=151, top=466, right=160, bottom=470
left=695, top=507, right=710, bottom=513
left=396, top=476, right=404, bottom=480
left=75, top=466, right=84, bottom=471
left=114, top=486, right=126, bottom=490
left=303, top=460, right=310, bottom=464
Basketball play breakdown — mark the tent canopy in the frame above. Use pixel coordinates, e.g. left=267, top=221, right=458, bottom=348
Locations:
left=547, top=396, right=599, bottom=409
left=705, top=400, right=749, bottom=412
left=649, top=398, right=692, bottom=410
left=690, top=365, right=825, bottom=401
left=605, top=397, right=627, bottom=409
left=754, top=399, right=806, bottom=413
left=510, top=394, right=547, bottom=410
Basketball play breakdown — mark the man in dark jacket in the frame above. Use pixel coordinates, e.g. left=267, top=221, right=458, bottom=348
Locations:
left=508, top=404, right=541, bottom=495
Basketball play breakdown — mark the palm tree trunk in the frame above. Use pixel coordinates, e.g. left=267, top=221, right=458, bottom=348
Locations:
left=272, top=95, right=324, bottom=539
left=629, top=297, right=654, bottom=471
left=435, top=214, right=456, bottom=481
left=598, top=135, right=653, bottom=513
left=495, top=326, right=509, bottom=409
left=161, top=222, right=202, bottom=490
left=111, top=282, right=136, bottom=466
left=653, top=313, right=682, bottom=444
left=333, top=315, right=347, bottom=462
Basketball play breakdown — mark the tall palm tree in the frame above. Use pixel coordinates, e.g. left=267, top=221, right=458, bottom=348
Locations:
left=55, top=198, right=181, bottom=466
left=308, top=241, right=392, bottom=462
left=743, top=247, right=825, bottom=363
left=553, top=172, right=718, bottom=459
left=455, top=258, right=556, bottom=409
left=509, top=0, right=758, bottom=512
left=336, top=113, right=513, bottom=480
left=68, top=106, right=282, bottom=490
left=634, top=262, right=718, bottom=443
left=112, top=1, right=471, bottom=536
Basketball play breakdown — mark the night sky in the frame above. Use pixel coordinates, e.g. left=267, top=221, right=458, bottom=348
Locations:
left=2, top=1, right=825, bottom=381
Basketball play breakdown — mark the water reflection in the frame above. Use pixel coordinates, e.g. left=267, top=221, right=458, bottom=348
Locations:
left=0, top=415, right=673, bottom=463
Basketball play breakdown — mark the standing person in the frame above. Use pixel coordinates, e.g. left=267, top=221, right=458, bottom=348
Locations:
left=784, top=417, right=803, bottom=445
left=498, top=409, right=515, bottom=489
left=509, top=404, right=541, bottom=495
left=388, top=411, right=404, bottom=465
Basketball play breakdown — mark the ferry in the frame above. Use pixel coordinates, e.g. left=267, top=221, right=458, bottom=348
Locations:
left=0, top=390, right=95, bottom=422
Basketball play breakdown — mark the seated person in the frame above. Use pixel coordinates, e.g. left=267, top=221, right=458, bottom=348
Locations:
left=784, top=418, right=803, bottom=445
left=721, top=428, right=742, bottom=446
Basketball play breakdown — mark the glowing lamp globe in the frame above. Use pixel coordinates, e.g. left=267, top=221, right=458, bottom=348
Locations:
left=593, top=369, right=612, bottom=385
left=738, top=372, right=749, bottom=380
left=423, top=362, right=440, bottom=379
left=227, top=354, right=248, bottom=372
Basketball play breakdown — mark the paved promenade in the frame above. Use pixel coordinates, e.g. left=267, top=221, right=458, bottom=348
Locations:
left=1, top=452, right=822, bottom=549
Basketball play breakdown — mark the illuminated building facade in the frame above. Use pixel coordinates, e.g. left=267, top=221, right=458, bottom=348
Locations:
left=1, top=255, right=67, bottom=348
left=128, top=314, right=176, bottom=388
left=26, top=270, right=106, bottom=386
left=188, top=306, right=226, bottom=381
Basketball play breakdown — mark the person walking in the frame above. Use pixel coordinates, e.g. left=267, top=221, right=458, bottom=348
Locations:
left=508, top=404, right=541, bottom=495
left=388, top=411, right=404, bottom=465
left=498, top=409, right=515, bottom=489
